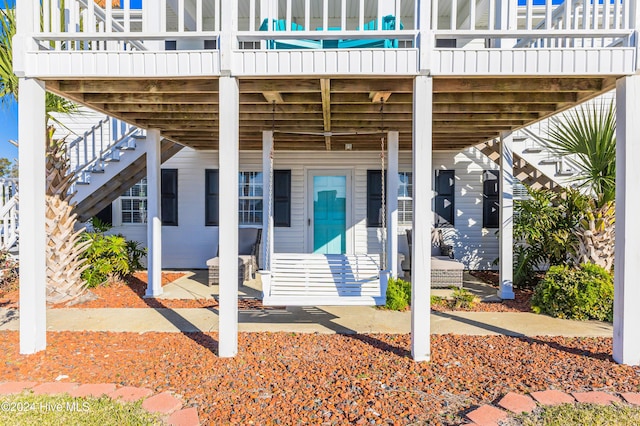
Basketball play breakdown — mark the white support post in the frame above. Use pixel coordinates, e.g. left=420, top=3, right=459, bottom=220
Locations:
left=417, top=0, right=433, bottom=73
left=142, top=0, right=164, bottom=50
left=262, top=130, right=274, bottom=272
left=145, top=129, right=163, bottom=297
left=411, top=76, right=432, bottom=362
left=499, top=133, right=515, bottom=300
left=613, top=75, right=640, bottom=366
left=387, top=131, right=399, bottom=277
left=18, top=78, right=47, bottom=354
left=218, top=76, right=240, bottom=358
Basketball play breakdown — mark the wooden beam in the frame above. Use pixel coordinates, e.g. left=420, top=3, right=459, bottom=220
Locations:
left=432, top=92, right=578, bottom=104
left=433, top=78, right=603, bottom=93
left=104, top=104, right=218, bottom=113
left=58, top=79, right=219, bottom=93
left=83, top=93, right=217, bottom=104
left=321, top=78, right=331, bottom=150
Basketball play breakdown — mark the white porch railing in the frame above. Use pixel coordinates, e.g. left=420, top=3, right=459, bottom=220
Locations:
left=0, top=180, right=18, bottom=250
left=67, top=116, right=144, bottom=185
left=30, top=0, right=637, bottom=53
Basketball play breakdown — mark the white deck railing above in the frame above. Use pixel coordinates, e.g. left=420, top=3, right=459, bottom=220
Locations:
left=30, top=0, right=638, bottom=51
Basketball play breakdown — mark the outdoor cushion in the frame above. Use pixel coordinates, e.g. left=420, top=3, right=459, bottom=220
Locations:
left=259, top=18, right=321, bottom=50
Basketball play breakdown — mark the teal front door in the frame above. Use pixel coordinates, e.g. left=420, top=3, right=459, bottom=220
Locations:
left=311, top=174, right=348, bottom=254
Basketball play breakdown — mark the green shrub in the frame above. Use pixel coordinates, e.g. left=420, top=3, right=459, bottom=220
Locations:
left=79, top=219, right=147, bottom=288
left=451, top=288, right=479, bottom=309
left=385, top=277, right=411, bottom=310
left=531, top=263, right=613, bottom=322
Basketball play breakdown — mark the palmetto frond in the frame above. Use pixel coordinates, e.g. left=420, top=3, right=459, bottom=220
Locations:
left=545, top=99, right=616, bottom=205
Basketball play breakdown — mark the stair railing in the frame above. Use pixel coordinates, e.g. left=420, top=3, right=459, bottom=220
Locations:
left=67, top=116, right=145, bottom=185
left=0, top=179, right=18, bottom=250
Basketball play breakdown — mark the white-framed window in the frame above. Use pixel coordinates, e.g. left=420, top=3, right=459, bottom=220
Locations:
left=238, top=171, right=263, bottom=226
left=398, top=171, right=413, bottom=226
left=121, top=178, right=147, bottom=224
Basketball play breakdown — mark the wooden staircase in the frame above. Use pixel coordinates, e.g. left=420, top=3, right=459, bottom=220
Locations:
left=477, top=139, right=563, bottom=193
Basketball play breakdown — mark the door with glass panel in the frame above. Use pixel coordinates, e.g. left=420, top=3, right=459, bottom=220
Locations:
left=308, top=171, right=351, bottom=254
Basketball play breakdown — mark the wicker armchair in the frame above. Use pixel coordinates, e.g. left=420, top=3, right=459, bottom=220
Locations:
left=206, top=228, right=262, bottom=286
left=401, top=228, right=463, bottom=288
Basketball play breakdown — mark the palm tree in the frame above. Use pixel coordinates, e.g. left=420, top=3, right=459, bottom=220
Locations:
left=545, top=98, right=616, bottom=206
left=2, top=2, right=91, bottom=304
left=545, top=98, right=617, bottom=271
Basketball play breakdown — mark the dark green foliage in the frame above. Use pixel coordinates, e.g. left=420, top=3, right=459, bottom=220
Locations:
left=450, top=288, right=479, bottom=309
left=80, top=220, right=146, bottom=288
left=513, top=187, right=588, bottom=287
left=531, top=263, right=613, bottom=322
left=385, top=277, right=411, bottom=310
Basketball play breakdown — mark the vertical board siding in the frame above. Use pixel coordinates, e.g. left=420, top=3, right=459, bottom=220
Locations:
left=106, top=147, right=499, bottom=269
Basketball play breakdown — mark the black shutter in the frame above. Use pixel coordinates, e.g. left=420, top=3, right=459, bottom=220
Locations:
left=367, top=170, right=384, bottom=228
left=434, top=170, right=455, bottom=227
left=205, top=169, right=219, bottom=226
left=273, top=170, right=291, bottom=227
left=95, top=204, right=113, bottom=227
left=161, top=169, right=178, bottom=226
left=483, top=170, right=500, bottom=228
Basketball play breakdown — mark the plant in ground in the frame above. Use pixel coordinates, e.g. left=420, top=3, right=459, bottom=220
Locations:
left=0, top=248, right=17, bottom=292
left=531, top=263, right=613, bottom=322
left=80, top=218, right=147, bottom=288
left=450, top=288, right=480, bottom=309
left=385, top=277, right=411, bottom=310
left=569, top=198, right=615, bottom=272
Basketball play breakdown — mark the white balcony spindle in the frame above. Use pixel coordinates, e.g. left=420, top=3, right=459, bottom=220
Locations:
left=323, top=0, right=328, bottom=31
left=124, top=0, right=131, bottom=32
left=526, top=0, right=533, bottom=30
left=584, top=0, right=590, bottom=29
left=592, top=0, right=599, bottom=30
left=614, top=0, right=621, bottom=29
left=341, top=0, right=346, bottom=30
left=395, top=0, right=401, bottom=29
left=305, top=0, right=311, bottom=31
left=487, top=0, right=494, bottom=30
left=178, top=0, right=185, bottom=32
left=359, top=0, right=364, bottom=31
left=105, top=0, right=112, bottom=32
left=469, top=0, right=476, bottom=30
left=545, top=0, right=552, bottom=29
left=603, top=0, right=610, bottom=29
left=43, top=0, right=50, bottom=33
left=215, top=0, right=220, bottom=32
left=450, top=0, right=457, bottom=30
left=623, top=0, right=630, bottom=29
left=565, top=0, right=572, bottom=30
left=249, top=0, right=256, bottom=31
left=197, top=0, right=203, bottom=32
left=287, top=0, right=292, bottom=31
left=159, top=0, right=166, bottom=33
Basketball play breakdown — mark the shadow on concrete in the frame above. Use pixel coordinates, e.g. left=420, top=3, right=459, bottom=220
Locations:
left=432, top=311, right=525, bottom=337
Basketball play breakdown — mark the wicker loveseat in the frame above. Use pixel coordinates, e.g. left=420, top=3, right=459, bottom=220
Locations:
left=400, top=229, right=464, bottom=288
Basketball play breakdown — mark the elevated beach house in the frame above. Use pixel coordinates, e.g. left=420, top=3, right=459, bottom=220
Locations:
left=13, top=0, right=640, bottom=364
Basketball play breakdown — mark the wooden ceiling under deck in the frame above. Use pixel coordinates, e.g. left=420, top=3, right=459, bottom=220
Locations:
left=46, top=76, right=617, bottom=151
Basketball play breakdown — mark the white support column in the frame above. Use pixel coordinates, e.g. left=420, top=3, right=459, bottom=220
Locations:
left=613, top=75, right=640, bottom=366
left=499, top=132, right=515, bottom=300
left=262, top=130, right=274, bottom=272
left=218, top=76, right=240, bottom=358
left=18, top=78, right=47, bottom=354
left=145, top=129, right=162, bottom=297
left=387, top=131, right=399, bottom=277
left=411, top=75, right=432, bottom=362
left=142, top=0, right=164, bottom=50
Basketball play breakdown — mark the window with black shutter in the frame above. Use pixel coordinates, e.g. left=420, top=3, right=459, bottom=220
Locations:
left=205, top=169, right=219, bottom=226
left=434, top=170, right=455, bottom=227
left=483, top=170, right=500, bottom=228
left=273, top=170, right=291, bottom=227
left=367, top=170, right=387, bottom=228
left=161, top=169, right=178, bottom=226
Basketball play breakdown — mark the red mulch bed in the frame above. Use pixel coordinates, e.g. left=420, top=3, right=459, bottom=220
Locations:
left=0, top=332, right=637, bottom=425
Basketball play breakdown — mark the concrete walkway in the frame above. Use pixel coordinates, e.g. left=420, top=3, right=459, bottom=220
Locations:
left=0, top=270, right=613, bottom=337
left=0, top=307, right=612, bottom=337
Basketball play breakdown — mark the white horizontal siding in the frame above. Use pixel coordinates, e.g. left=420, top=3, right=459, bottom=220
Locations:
left=431, top=48, right=636, bottom=75
left=107, top=146, right=500, bottom=270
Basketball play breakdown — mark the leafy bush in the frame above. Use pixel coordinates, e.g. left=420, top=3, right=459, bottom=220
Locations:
left=0, top=248, right=17, bottom=292
left=513, top=188, right=589, bottom=287
left=531, top=263, right=613, bottom=322
left=80, top=219, right=146, bottom=288
left=385, top=277, right=411, bottom=310
left=450, top=288, right=479, bottom=309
